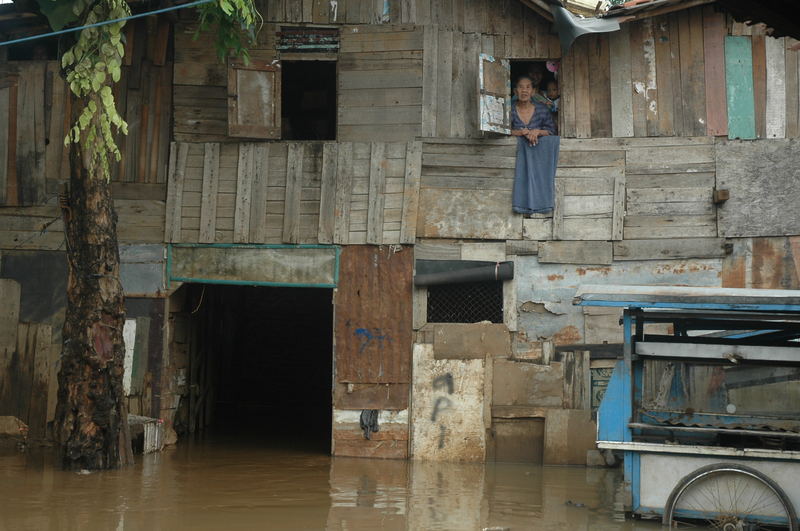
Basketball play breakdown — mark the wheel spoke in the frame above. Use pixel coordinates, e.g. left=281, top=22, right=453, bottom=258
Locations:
left=664, top=464, right=796, bottom=531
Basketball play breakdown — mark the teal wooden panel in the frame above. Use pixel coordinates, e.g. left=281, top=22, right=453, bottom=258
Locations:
left=725, top=36, right=756, bottom=139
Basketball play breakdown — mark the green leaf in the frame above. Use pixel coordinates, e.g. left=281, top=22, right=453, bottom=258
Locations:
left=36, top=0, right=79, bottom=31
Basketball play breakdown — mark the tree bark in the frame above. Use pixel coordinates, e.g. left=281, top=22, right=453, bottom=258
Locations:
left=54, top=93, right=133, bottom=470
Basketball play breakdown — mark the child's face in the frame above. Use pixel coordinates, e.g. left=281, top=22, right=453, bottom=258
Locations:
left=546, top=82, right=559, bottom=99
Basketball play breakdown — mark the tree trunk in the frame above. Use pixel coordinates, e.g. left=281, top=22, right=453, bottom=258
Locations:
left=54, top=93, right=133, bottom=470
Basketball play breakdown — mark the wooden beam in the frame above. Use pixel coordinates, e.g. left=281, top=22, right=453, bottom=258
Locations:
left=518, top=0, right=554, bottom=22
left=614, top=0, right=715, bottom=23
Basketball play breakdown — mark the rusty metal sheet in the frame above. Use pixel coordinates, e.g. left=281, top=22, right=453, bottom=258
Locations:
left=722, top=237, right=800, bottom=290
left=335, top=245, right=413, bottom=384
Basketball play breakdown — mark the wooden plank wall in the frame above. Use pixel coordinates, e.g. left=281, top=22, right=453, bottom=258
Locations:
left=165, top=140, right=423, bottom=245
left=0, top=185, right=165, bottom=250
left=417, top=138, right=627, bottom=242
left=418, top=136, right=723, bottom=255
left=256, top=0, right=557, bottom=31
left=570, top=7, right=800, bottom=140
left=339, top=25, right=425, bottom=141
left=0, top=18, right=168, bottom=249
left=172, top=24, right=278, bottom=143
left=0, top=62, right=68, bottom=207
left=422, top=10, right=559, bottom=139
left=112, top=18, right=173, bottom=185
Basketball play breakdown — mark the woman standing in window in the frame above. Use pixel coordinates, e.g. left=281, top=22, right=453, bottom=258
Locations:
left=510, top=75, right=560, bottom=216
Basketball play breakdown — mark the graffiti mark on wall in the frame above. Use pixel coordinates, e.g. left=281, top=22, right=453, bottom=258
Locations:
left=431, top=396, right=453, bottom=422
left=432, top=373, right=454, bottom=394
left=354, top=328, right=390, bottom=354
left=431, top=372, right=454, bottom=450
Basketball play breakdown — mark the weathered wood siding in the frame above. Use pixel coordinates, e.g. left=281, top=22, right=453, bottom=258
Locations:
left=417, top=137, right=717, bottom=245
left=339, top=25, right=424, bottom=141
left=172, top=3, right=799, bottom=144
left=0, top=187, right=165, bottom=250
left=257, top=0, right=556, bottom=33
left=164, top=140, right=422, bottom=245
left=562, top=8, right=800, bottom=140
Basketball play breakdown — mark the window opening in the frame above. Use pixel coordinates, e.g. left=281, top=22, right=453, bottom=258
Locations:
left=510, top=59, right=560, bottom=133
left=281, top=60, right=337, bottom=140
left=427, top=281, right=504, bottom=324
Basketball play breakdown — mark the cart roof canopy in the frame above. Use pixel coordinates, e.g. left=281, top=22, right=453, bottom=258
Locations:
left=573, top=285, right=800, bottom=312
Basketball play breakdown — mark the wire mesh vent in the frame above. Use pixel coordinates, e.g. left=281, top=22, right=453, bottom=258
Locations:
left=427, top=281, right=504, bottom=324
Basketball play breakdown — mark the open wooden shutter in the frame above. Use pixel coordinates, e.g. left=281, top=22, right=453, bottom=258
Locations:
left=478, top=53, right=511, bottom=135
left=227, top=60, right=281, bottom=139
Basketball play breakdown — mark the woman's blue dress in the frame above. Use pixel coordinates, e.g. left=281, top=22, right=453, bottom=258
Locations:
left=511, top=103, right=560, bottom=215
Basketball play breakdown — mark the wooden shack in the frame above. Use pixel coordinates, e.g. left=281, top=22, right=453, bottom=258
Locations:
left=0, top=0, right=799, bottom=464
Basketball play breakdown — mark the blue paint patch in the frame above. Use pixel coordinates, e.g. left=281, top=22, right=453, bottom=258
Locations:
left=354, top=328, right=391, bottom=353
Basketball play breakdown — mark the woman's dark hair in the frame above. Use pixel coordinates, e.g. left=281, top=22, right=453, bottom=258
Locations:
left=514, top=75, right=534, bottom=87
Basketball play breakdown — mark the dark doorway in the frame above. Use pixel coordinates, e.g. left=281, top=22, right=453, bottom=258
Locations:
left=510, top=60, right=556, bottom=94
left=180, top=284, right=333, bottom=453
left=281, top=60, right=337, bottom=140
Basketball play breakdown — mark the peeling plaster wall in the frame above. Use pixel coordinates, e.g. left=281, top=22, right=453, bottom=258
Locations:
left=514, top=257, right=724, bottom=353
left=410, top=344, right=486, bottom=461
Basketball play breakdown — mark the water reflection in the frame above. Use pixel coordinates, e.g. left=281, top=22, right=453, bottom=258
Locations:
left=0, top=441, right=661, bottom=530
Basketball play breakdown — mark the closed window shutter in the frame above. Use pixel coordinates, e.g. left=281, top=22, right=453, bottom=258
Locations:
left=227, top=60, right=282, bottom=139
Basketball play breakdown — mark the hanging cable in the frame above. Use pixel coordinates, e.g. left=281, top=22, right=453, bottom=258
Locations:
left=0, top=0, right=215, bottom=48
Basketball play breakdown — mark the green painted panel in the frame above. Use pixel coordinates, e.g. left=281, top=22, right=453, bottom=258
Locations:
left=169, top=245, right=338, bottom=287
left=725, top=36, right=756, bottom=140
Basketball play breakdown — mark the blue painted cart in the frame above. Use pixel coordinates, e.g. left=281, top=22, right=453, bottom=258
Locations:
left=575, top=285, right=800, bottom=530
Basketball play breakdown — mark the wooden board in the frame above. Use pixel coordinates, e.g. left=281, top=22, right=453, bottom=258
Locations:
left=334, top=383, right=409, bottom=410
left=335, top=245, right=413, bottom=384
left=588, top=34, right=612, bottom=138
left=787, top=39, right=800, bottom=138
left=16, top=64, right=46, bottom=205
left=333, top=142, right=354, bottom=244
left=717, top=138, right=800, bottom=237
left=609, top=25, right=634, bottom=138
left=366, top=142, right=387, bottom=244
left=164, top=143, right=189, bottom=242
left=702, top=7, right=728, bottom=136
left=538, top=241, right=613, bottom=265
left=682, top=8, right=707, bottom=136
left=0, top=279, right=20, bottom=356
left=613, top=238, right=726, bottom=260
left=752, top=34, right=767, bottom=138
left=199, top=143, right=220, bottom=243
left=0, top=87, right=9, bottom=205
left=725, top=36, right=757, bottom=139
left=399, top=141, right=422, bottom=244
left=282, top=143, right=303, bottom=243
left=765, top=37, right=786, bottom=139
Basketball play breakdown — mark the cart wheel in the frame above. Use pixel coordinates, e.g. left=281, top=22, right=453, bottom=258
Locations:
left=662, top=463, right=798, bottom=530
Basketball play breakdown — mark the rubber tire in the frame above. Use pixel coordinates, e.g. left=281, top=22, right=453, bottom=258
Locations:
left=662, top=462, right=798, bottom=530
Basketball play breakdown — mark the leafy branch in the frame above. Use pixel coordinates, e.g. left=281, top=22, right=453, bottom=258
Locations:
left=37, top=0, right=262, bottom=182
left=195, top=0, right=262, bottom=64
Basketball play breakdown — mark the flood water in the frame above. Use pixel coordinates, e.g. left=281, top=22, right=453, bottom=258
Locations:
left=0, top=435, right=662, bottom=531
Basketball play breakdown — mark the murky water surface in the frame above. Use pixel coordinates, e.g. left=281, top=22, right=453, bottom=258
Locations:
left=0, top=435, right=661, bottom=530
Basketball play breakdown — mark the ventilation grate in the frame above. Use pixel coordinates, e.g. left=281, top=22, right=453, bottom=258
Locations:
left=427, top=281, right=503, bottom=324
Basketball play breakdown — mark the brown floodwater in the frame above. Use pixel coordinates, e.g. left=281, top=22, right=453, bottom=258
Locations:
left=0, top=434, right=662, bottom=531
